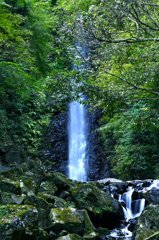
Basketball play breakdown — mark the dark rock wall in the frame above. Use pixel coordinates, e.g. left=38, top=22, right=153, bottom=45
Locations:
left=38, top=110, right=69, bottom=176
left=85, top=108, right=110, bottom=181
left=38, top=107, right=110, bottom=181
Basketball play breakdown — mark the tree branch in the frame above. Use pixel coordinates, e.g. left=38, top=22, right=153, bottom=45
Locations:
left=99, top=67, right=159, bottom=96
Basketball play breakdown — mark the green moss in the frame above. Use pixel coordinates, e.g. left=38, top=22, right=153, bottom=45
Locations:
left=0, top=206, right=9, bottom=218
left=97, top=227, right=108, bottom=236
left=37, top=228, right=49, bottom=240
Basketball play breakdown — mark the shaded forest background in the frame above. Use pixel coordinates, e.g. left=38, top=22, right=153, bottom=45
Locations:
left=0, top=0, right=159, bottom=180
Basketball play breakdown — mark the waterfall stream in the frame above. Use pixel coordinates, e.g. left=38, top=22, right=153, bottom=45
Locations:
left=68, top=42, right=88, bottom=181
left=109, top=180, right=159, bottom=239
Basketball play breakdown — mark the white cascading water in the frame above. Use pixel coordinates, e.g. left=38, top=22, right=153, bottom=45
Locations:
left=68, top=42, right=88, bottom=181
left=121, top=186, right=145, bottom=222
left=110, top=180, right=159, bottom=239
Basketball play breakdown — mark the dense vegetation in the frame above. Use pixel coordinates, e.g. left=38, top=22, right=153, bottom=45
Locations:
left=1, top=0, right=159, bottom=180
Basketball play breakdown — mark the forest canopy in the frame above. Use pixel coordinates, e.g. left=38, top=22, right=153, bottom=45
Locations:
left=0, top=0, right=159, bottom=180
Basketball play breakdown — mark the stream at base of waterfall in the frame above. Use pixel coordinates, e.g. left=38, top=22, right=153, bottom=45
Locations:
left=107, top=180, right=159, bottom=240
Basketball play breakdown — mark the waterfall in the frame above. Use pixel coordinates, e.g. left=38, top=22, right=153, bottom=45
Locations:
left=68, top=42, right=88, bottom=181
left=121, top=186, right=145, bottom=221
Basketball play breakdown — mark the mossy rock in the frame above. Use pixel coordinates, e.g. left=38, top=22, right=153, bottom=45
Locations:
left=97, top=227, right=108, bottom=236
left=38, top=208, right=52, bottom=230
left=135, top=204, right=159, bottom=240
left=83, top=210, right=100, bottom=240
left=37, top=228, right=49, bottom=240
left=1, top=192, right=24, bottom=205
left=49, top=207, right=84, bottom=236
left=26, top=158, right=44, bottom=175
left=1, top=179, right=21, bottom=195
left=2, top=149, right=27, bottom=165
left=37, top=192, right=68, bottom=208
left=44, top=172, right=75, bottom=190
left=1, top=166, right=23, bottom=180
left=70, top=182, right=122, bottom=228
left=43, top=160, right=56, bottom=173
left=19, top=175, right=38, bottom=195
left=24, top=195, right=49, bottom=210
left=38, top=180, right=58, bottom=195
left=0, top=204, right=39, bottom=240
left=57, top=233, right=84, bottom=240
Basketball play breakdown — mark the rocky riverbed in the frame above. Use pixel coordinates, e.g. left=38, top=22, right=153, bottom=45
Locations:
left=0, top=148, right=159, bottom=240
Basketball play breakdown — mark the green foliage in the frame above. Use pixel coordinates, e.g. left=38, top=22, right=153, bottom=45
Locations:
left=99, top=101, right=159, bottom=180
left=0, top=0, right=73, bottom=150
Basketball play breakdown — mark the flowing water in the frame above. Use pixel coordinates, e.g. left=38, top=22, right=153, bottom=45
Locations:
left=68, top=42, right=88, bottom=181
left=109, top=180, right=159, bottom=239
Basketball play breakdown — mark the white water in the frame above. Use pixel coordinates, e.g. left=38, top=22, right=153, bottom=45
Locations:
left=110, top=180, right=159, bottom=239
left=121, top=186, right=145, bottom=222
left=68, top=42, right=88, bottom=181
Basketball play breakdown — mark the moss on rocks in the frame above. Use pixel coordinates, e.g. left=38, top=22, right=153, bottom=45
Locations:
left=50, top=207, right=84, bottom=236
left=57, top=233, right=84, bottom=240
left=69, top=182, right=121, bottom=228
left=2, top=192, right=24, bottom=205
left=1, top=179, right=21, bottom=195
left=37, top=228, right=49, bottom=240
left=37, top=192, right=68, bottom=208
left=38, top=180, right=58, bottom=195
left=24, top=195, right=49, bottom=210
left=135, top=204, right=159, bottom=240
left=44, top=172, right=75, bottom=190
left=0, top=204, right=39, bottom=240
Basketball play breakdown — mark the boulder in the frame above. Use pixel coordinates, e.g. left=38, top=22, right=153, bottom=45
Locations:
left=135, top=204, right=159, bottom=240
left=98, top=178, right=127, bottom=194
left=24, top=195, right=50, bottom=210
left=2, top=149, right=27, bottom=165
left=70, top=182, right=123, bottom=228
left=44, top=171, right=75, bottom=190
left=49, top=207, right=84, bottom=236
left=144, top=189, right=159, bottom=205
left=0, top=204, right=39, bottom=240
left=57, top=233, right=84, bottom=240
left=1, top=192, right=24, bottom=205
left=37, top=228, right=49, bottom=240
left=1, top=179, right=21, bottom=195
left=38, top=180, right=58, bottom=195
left=37, top=192, right=68, bottom=208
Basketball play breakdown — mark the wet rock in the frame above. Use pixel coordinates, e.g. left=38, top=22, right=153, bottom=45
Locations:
left=1, top=179, right=21, bottom=195
left=57, top=233, right=84, bottom=240
left=1, top=192, right=24, bottom=205
left=37, top=192, right=68, bottom=208
left=38, top=180, right=58, bottom=195
left=49, top=208, right=84, bottom=236
left=97, top=227, right=109, bottom=236
left=132, top=190, right=144, bottom=201
left=98, top=178, right=127, bottom=194
left=83, top=209, right=100, bottom=240
left=59, top=190, right=70, bottom=199
left=2, top=148, right=27, bottom=165
left=135, top=204, right=159, bottom=240
left=24, top=195, right=50, bottom=210
left=128, top=219, right=137, bottom=232
left=0, top=205, right=39, bottom=240
left=44, top=171, right=75, bottom=190
left=70, top=182, right=123, bottom=229
left=20, top=175, right=39, bottom=195
left=37, top=228, right=49, bottom=240
left=144, top=189, right=159, bottom=205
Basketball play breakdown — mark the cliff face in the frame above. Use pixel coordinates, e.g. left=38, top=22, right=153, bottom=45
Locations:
left=38, top=108, right=110, bottom=181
